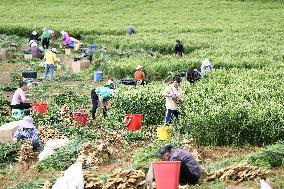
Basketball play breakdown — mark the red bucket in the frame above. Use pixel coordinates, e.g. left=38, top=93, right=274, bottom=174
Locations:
left=32, top=103, right=48, bottom=116
left=124, top=114, right=142, bottom=131
left=153, top=161, right=181, bottom=189
left=73, top=110, right=88, bottom=126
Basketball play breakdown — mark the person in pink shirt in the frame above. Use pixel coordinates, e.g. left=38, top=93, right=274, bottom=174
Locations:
left=60, top=31, right=71, bottom=48
left=11, top=81, right=31, bottom=110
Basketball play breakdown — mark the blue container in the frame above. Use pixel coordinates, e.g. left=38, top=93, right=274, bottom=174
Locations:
left=94, top=71, right=103, bottom=82
left=89, top=45, right=97, bottom=51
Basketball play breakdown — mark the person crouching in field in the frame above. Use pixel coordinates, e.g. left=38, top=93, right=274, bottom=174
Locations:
left=134, top=65, right=145, bottom=85
left=174, top=40, right=184, bottom=56
left=61, top=31, right=72, bottom=48
left=162, top=76, right=183, bottom=124
left=11, top=81, right=31, bottom=111
left=91, top=80, right=116, bottom=120
left=41, top=28, right=51, bottom=50
left=13, top=116, right=41, bottom=151
left=157, top=144, right=202, bottom=185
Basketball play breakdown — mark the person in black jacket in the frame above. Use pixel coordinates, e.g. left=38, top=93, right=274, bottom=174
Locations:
left=29, top=31, right=39, bottom=44
left=174, top=40, right=184, bottom=56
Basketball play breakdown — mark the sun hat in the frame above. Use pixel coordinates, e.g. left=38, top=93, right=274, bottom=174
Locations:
left=51, top=48, right=57, bottom=53
left=21, top=116, right=34, bottom=129
left=42, top=27, right=48, bottom=32
left=136, top=65, right=143, bottom=70
left=202, top=59, right=210, bottom=66
left=32, top=31, right=37, bottom=35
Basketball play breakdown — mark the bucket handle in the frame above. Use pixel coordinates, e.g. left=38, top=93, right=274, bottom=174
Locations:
left=124, top=116, right=133, bottom=127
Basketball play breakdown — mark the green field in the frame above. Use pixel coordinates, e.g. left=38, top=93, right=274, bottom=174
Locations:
left=0, top=0, right=284, bottom=188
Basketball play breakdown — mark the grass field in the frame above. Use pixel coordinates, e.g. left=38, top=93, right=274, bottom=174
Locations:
left=0, top=0, right=284, bottom=188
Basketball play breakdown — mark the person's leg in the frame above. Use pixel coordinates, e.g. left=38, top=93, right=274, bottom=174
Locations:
left=103, top=105, right=107, bottom=118
left=164, top=109, right=173, bottom=124
left=92, top=93, right=98, bottom=119
left=46, top=40, right=50, bottom=49
left=42, top=38, right=46, bottom=49
left=172, top=110, right=180, bottom=122
left=49, top=64, right=54, bottom=81
left=42, top=64, right=49, bottom=80
left=181, top=164, right=200, bottom=185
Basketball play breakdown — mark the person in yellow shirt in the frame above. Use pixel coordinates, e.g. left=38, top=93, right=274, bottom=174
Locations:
left=42, top=48, right=57, bottom=81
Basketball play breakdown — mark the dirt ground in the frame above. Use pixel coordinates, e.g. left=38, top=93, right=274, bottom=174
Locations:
left=0, top=63, right=26, bottom=84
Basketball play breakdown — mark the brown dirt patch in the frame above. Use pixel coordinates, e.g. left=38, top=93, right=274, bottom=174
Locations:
left=0, top=63, right=26, bottom=84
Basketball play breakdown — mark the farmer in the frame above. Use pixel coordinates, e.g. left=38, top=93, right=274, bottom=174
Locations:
left=186, top=69, right=201, bottom=84
left=29, top=31, right=39, bottom=44
left=61, top=31, right=72, bottom=48
left=157, top=144, right=202, bottom=185
left=174, top=40, right=184, bottom=56
left=30, top=42, right=44, bottom=59
left=91, top=80, right=115, bottom=120
left=200, top=58, right=213, bottom=76
left=11, top=81, right=31, bottom=110
left=13, top=116, right=41, bottom=151
left=41, top=28, right=51, bottom=49
left=134, top=65, right=145, bottom=85
left=42, top=48, right=57, bottom=81
left=127, top=26, right=135, bottom=35
left=162, top=76, right=183, bottom=124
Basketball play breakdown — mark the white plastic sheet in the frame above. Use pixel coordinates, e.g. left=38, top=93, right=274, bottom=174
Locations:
left=52, top=162, right=84, bottom=189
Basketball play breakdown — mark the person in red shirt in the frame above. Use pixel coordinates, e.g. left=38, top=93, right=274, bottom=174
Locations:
left=134, top=65, right=145, bottom=85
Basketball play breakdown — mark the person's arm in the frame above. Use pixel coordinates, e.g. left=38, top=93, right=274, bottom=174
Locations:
left=30, top=129, right=39, bottom=141
left=20, top=90, right=27, bottom=103
left=142, top=72, right=145, bottom=80
left=12, top=129, right=21, bottom=142
left=162, top=87, right=171, bottom=97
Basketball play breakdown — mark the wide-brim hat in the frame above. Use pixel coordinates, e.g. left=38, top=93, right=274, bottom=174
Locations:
left=32, top=31, right=37, bottom=35
left=202, top=58, right=210, bottom=66
left=136, top=65, right=143, bottom=70
left=22, top=116, right=34, bottom=129
left=42, top=27, right=48, bottom=32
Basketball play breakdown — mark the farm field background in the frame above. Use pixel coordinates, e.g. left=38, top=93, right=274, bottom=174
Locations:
left=0, top=0, right=284, bottom=189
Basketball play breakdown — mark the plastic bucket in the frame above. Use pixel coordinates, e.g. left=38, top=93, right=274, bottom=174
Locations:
left=32, top=103, right=48, bottom=116
left=73, top=110, right=88, bottom=126
left=153, top=161, right=181, bottom=189
left=94, top=71, right=103, bottom=82
left=124, top=114, right=142, bottom=131
left=157, top=126, right=172, bottom=140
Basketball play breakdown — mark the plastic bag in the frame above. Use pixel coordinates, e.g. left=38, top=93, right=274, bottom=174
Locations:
left=260, top=179, right=272, bottom=189
left=38, top=148, right=54, bottom=161
left=38, top=139, right=69, bottom=161
left=52, top=162, right=84, bottom=189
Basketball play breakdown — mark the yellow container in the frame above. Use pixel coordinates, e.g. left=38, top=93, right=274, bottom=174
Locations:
left=157, top=126, right=172, bottom=140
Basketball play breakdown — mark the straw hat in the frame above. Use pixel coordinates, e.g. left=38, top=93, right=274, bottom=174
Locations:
left=202, top=59, right=210, bottom=66
left=21, top=116, right=34, bottom=129
left=136, top=65, right=143, bottom=70
left=32, top=31, right=37, bottom=35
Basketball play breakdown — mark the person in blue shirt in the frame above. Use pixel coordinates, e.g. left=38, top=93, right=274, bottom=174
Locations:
left=91, top=80, right=115, bottom=120
left=13, top=116, right=41, bottom=151
left=127, top=26, right=135, bottom=35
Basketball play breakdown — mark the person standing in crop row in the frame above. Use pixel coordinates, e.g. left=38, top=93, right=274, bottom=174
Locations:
left=41, top=48, right=58, bottom=81
left=162, top=76, right=183, bottom=124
